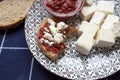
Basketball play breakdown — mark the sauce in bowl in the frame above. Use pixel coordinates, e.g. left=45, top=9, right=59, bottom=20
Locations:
left=46, top=0, right=79, bottom=13
left=42, top=0, right=84, bottom=18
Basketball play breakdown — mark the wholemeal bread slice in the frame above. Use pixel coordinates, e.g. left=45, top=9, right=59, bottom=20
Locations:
left=0, top=0, right=35, bottom=29
left=37, top=19, right=78, bottom=62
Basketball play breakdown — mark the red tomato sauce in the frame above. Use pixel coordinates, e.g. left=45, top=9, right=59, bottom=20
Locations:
left=45, top=0, right=78, bottom=13
left=38, top=22, right=68, bottom=54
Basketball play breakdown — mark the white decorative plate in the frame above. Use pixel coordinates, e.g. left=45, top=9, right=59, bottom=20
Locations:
left=25, top=0, right=120, bottom=80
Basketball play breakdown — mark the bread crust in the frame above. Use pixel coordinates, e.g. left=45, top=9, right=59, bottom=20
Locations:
left=37, top=19, right=78, bottom=62
left=0, top=0, right=35, bottom=29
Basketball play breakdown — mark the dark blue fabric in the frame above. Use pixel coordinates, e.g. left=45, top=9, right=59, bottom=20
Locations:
left=3, top=24, right=27, bottom=47
left=0, top=30, right=5, bottom=44
left=0, top=23, right=119, bottom=80
left=0, top=49, right=32, bottom=80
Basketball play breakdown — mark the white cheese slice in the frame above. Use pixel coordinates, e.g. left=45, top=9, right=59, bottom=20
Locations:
left=79, top=21, right=99, bottom=36
left=90, top=11, right=106, bottom=26
left=97, top=1, right=114, bottom=15
left=101, top=14, right=119, bottom=30
left=113, top=22, right=120, bottom=37
left=80, top=3, right=97, bottom=20
left=95, top=29, right=115, bottom=47
left=75, top=33, right=95, bottom=55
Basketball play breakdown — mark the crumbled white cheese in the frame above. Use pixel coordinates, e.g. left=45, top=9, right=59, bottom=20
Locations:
left=44, top=39, right=54, bottom=46
left=49, top=25, right=58, bottom=35
left=49, top=42, right=54, bottom=46
left=45, top=19, right=67, bottom=43
left=44, top=39, right=49, bottom=44
left=54, top=33, right=63, bottom=43
left=39, top=38, right=44, bottom=43
left=43, top=32, right=53, bottom=41
left=47, top=19, right=56, bottom=25
left=57, top=22, right=68, bottom=30
left=44, top=27, right=49, bottom=32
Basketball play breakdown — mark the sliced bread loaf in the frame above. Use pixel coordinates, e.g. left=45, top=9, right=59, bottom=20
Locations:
left=0, top=0, right=35, bottom=29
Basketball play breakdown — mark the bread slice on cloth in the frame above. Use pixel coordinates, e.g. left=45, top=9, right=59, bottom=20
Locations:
left=37, top=18, right=78, bottom=62
left=0, top=0, right=35, bottom=29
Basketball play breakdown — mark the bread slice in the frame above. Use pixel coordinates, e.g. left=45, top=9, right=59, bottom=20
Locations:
left=0, top=0, right=35, bottom=29
left=37, top=19, right=78, bottom=62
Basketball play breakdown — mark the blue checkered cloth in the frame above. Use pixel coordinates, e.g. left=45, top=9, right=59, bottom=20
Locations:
left=0, top=23, right=119, bottom=80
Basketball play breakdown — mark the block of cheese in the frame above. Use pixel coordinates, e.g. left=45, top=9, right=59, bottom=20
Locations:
left=97, top=1, right=114, bottom=15
left=75, top=22, right=98, bottom=55
left=95, top=29, right=115, bottom=47
left=101, top=14, right=119, bottom=30
left=90, top=11, right=106, bottom=26
left=75, top=33, right=95, bottom=55
left=80, top=3, right=97, bottom=20
left=113, top=22, right=120, bottom=37
left=85, top=0, right=93, bottom=6
left=79, top=21, right=99, bottom=36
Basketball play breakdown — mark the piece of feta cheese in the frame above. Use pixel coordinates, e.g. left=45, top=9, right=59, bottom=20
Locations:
left=80, top=3, right=97, bottom=20
left=95, top=29, right=115, bottom=47
left=90, top=11, right=106, bottom=26
left=101, top=14, right=119, bottom=30
left=75, top=22, right=98, bottom=55
left=85, top=0, right=93, bottom=6
left=79, top=21, right=99, bottom=36
left=113, top=22, right=120, bottom=37
left=75, top=32, right=95, bottom=55
left=97, top=1, right=114, bottom=15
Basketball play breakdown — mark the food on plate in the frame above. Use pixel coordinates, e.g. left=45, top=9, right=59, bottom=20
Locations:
left=112, top=22, right=120, bottom=37
left=45, top=0, right=78, bottom=13
left=75, top=21, right=98, bottom=55
left=85, top=0, right=93, bottom=6
left=90, top=11, right=106, bottom=26
left=0, top=0, right=35, bottom=29
left=95, top=29, right=115, bottom=47
left=37, top=18, right=78, bottom=61
left=97, top=1, right=114, bottom=15
left=37, top=0, right=120, bottom=57
left=80, top=3, right=97, bottom=20
left=93, top=14, right=119, bottom=47
left=76, top=0, right=120, bottom=55
left=78, top=21, right=99, bottom=35
left=80, top=0, right=115, bottom=21
left=42, top=0, right=84, bottom=18
left=101, top=15, right=119, bottom=30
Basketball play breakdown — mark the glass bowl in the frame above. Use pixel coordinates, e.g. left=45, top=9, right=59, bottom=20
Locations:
left=41, top=0, right=85, bottom=18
